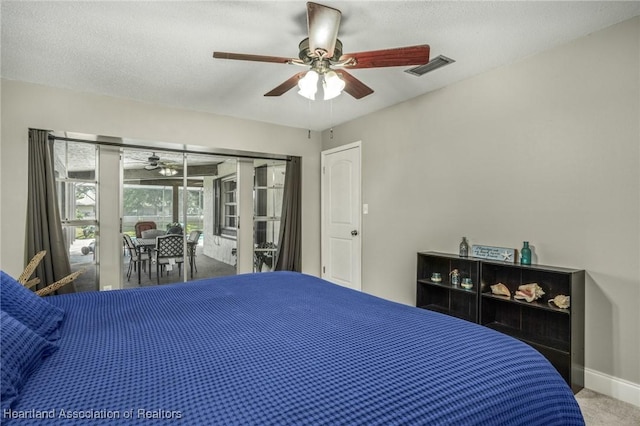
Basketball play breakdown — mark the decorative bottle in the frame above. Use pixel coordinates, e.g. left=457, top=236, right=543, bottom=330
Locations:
left=450, top=269, right=460, bottom=286
left=459, top=237, right=469, bottom=257
left=520, top=241, right=532, bottom=265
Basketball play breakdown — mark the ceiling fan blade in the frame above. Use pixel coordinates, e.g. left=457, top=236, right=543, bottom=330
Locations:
left=264, top=72, right=308, bottom=97
left=337, top=70, right=374, bottom=99
left=340, top=45, right=430, bottom=69
left=213, top=51, right=294, bottom=64
left=307, top=2, right=341, bottom=58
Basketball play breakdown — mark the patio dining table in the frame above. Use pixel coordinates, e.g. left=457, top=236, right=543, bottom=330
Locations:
left=133, top=237, right=197, bottom=284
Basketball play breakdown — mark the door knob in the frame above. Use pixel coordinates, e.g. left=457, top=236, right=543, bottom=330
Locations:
left=351, top=230, right=358, bottom=236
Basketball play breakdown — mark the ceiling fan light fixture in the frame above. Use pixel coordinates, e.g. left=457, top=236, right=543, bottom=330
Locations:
left=323, top=70, right=345, bottom=100
left=159, top=167, right=177, bottom=176
left=298, top=70, right=319, bottom=100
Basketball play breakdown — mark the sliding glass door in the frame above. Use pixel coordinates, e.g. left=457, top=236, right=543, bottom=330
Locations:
left=53, top=141, right=99, bottom=292
left=122, top=149, right=239, bottom=286
left=253, top=160, right=286, bottom=272
left=53, top=137, right=288, bottom=292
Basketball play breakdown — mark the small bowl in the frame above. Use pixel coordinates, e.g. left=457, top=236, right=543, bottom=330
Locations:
left=431, top=273, right=442, bottom=282
left=461, top=278, right=473, bottom=289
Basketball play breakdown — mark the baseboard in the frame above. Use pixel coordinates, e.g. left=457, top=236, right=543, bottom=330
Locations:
left=585, top=368, right=640, bottom=408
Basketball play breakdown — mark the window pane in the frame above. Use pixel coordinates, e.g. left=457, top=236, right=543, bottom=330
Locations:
left=123, top=184, right=173, bottom=233
left=64, top=224, right=98, bottom=292
left=54, top=142, right=97, bottom=180
left=74, top=183, right=97, bottom=220
left=253, top=160, right=286, bottom=272
left=218, top=174, right=238, bottom=235
left=178, top=187, right=204, bottom=234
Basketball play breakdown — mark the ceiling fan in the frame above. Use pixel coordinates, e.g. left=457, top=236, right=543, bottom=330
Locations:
left=139, top=153, right=179, bottom=176
left=213, top=2, right=430, bottom=100
left=143, top=153, right=163, bottom=170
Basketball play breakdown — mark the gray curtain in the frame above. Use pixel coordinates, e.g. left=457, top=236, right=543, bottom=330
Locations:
left=274, top=156, right=302, bottom=272
left=26, top=129, right=75, bottom=293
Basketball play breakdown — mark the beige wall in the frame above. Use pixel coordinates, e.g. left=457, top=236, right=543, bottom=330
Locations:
left=0, top=80, right=322, bottom=277
left=323, top=18, right=640, bottom=389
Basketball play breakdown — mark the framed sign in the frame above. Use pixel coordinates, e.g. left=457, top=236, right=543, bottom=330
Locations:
left=471, top=245, right=516, bottom=263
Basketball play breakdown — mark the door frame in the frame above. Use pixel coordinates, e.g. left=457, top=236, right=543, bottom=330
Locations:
left=99, top=145, right=122, bottom=290
left=321, top=140, right=362, bottom=290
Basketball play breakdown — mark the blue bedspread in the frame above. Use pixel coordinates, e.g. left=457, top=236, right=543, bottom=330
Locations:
left=8, top=272, right=583, bottom=425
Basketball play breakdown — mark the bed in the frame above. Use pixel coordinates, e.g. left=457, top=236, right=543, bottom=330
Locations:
left=2, top=271, right=584, bottom=425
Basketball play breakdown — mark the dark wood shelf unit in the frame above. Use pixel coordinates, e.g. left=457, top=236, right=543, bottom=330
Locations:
left=416, top=251, right=584, bottom=393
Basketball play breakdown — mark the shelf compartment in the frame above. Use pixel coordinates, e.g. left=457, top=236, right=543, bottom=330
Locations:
left=420, top=304, right=473, bottom=322
left=417, top=252, right=480, bottom=287
left=481, top=292, right=570, bottom=315
left=481, top=297, right=571, bottom=349
left=417, top=278, right=477, bottom=294
left=481, top=263, right=574, bottom=306
left=483, top=322, right=570, bottom=354
left=417, top=281, right=476, bottom=323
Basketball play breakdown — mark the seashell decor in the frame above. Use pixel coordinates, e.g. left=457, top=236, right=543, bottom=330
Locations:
left=514, top=283, right=545, bottom=302
left=548, top=295, right=570, bottom=309
left=490, top=283, right=511, bottom=297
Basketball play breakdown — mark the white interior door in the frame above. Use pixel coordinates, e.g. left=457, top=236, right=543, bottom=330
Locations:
left=321, top=142, right=361, bottom=291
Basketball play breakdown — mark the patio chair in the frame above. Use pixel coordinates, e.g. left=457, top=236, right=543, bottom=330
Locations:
left=123, top=234, right=149, bottom=281
left=187, top=230, right=202, bottom=273
left=254, top=242, right=277, bottom=272
left=153, top=234, right=184, bottom=284
left=134, top=221, right=157, bottom=238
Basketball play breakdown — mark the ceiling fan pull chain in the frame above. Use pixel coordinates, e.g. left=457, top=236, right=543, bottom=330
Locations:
left=307, top=98, right=313, bottom=139
left=330, top=99, right=334, bottom=139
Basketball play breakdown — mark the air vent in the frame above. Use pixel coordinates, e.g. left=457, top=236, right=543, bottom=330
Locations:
left=405, top=55, right=455, bottom=76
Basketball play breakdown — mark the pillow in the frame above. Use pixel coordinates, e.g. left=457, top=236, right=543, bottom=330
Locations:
left=1, top=310, right=58, bottom=411
left=0, top=271, right=65, bottom=341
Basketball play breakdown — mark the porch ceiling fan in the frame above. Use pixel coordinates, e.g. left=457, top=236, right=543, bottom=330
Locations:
left=131, top=153, right=180, bottom=176
left=213, top=2, right=430, bottom=100
left=144, top=153, right=162, bottom=170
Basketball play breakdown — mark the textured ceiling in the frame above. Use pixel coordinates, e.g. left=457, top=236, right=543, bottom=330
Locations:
left=2, top=1, right=639, bottom=131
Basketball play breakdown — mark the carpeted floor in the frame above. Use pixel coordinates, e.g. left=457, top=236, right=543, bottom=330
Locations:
left=575, top=388, right=640, bottom=425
